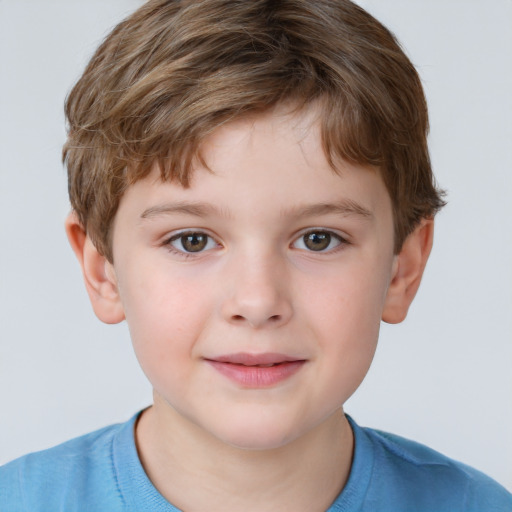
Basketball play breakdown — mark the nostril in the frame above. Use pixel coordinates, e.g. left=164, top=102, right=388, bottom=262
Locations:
left=230, top=314, right=282, bottom=324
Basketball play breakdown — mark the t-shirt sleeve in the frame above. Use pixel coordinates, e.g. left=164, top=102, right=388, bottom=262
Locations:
left=462, top=466, right=512, bottom=512
left=0, top=458, right=29, bottom=512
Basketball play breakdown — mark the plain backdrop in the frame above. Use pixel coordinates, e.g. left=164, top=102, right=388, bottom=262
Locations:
left=1, top=0, right=511, bottom=491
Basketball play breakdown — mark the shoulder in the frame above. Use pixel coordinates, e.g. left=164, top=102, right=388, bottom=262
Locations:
left=0, top=416, right=136, bottom=512
left=355, top=421, right=512, bottom=512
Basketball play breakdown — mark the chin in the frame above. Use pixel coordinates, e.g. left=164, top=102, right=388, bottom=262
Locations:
left=208, top=413, right=307, bottom=452
left=220, top=429, right=296, bottom=451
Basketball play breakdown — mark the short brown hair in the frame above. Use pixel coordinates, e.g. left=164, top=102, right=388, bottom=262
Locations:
left=63, top=0, right=445, bottom=262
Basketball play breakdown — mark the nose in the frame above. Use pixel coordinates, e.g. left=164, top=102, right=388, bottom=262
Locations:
left=220, top=253, right=293, bottom=329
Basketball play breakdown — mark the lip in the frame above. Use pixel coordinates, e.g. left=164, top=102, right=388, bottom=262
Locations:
left=205, top=353, right=306, bottom=388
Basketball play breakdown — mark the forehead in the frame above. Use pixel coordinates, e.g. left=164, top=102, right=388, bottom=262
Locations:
left=117, top=104, right=393, bottom=230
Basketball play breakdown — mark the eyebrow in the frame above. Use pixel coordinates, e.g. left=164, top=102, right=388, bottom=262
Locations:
left=140, top=199, right=373, bottom=221
left=285, top=200, right=374, bottom=220
left=140, top=201, right=225, bottom=219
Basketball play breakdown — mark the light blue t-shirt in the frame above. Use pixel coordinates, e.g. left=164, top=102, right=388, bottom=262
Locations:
left=1, top=412, right=511, bottom=511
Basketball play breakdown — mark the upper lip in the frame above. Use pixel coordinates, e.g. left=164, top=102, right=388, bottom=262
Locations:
left=206, top=353, right=305, bottom=366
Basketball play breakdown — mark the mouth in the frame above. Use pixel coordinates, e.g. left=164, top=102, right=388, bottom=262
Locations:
left=205, top=353, right=306, bottom=388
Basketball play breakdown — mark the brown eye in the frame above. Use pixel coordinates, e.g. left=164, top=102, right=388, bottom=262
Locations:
left=303, top=232, right=332, bottom=251
left=181, top=233, right=208, bottom=252
left=169, top=232, right=216, bottom=254
left=292, top=230, right=344, bottom=252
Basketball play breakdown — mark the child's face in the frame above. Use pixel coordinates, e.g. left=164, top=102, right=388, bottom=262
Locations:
left=108, top=105, right=397, bottom=449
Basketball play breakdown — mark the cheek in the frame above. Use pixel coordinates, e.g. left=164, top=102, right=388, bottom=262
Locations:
left=302, top=260, right=389, bottom=394
left=122, top=262, right=212, bottom=326
left=118, top=268, right=215, bottom=380
left=305, top=255, right=390, bottom=330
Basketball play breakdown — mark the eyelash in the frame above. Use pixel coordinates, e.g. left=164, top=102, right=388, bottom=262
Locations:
left=162, top=229, right=350, bottom=258
left=164, top=231, right=220, bottom=259
left=292, top=229, right=349, bottom=253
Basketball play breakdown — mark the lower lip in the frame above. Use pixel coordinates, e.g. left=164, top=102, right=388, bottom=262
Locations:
left=207, top=360, right=305, bottom=388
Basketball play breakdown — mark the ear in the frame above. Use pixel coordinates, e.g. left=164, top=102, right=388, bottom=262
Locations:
left=382, top=219, right=434, bottom=324
left=65, top=212, right=125, bottom=324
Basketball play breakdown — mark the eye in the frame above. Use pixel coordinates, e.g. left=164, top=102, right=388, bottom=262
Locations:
left=292, top=230, right=345, bottom=252
left=167, top=232, right=218, bottom=253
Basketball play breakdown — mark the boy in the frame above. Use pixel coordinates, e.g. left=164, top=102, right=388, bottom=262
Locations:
left=1, top=0, right=511, bottom=510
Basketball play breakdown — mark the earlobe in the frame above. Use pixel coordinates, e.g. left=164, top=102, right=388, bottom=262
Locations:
left=65, top=212, right=125, bottom=324
left=382, top=219, right=434, bottom=324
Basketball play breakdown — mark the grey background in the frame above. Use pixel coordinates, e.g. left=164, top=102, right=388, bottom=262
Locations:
left=1, top=0, right=511, bottom=490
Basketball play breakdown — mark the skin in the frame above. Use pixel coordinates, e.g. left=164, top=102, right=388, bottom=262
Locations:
left=66, top=103, right=433, bottom=511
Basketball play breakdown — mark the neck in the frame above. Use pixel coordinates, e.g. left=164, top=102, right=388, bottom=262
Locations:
left=136, top=396, right=353, bottom=512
